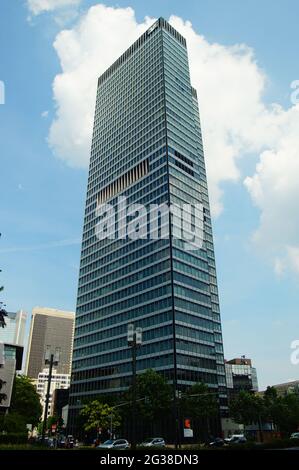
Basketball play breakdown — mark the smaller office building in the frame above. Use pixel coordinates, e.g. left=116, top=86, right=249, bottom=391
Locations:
left=35, top=368, right=70, bottom=420
left=0, top=342, right=24, bottom=411
left=225, top=357, right=258, bottom=401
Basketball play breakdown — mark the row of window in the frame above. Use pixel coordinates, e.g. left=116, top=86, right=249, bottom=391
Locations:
left=75, top=296, right=172, bottom=331
left=78, top=247, right=169, bottom=294
left=74, top=324, right=173, bottom=359
left=75, top=311, right=173, bottom=346
left=77, top=272, right=171, bottom=309
left=88, top=129, right=166, bottom=206
left=77, top=284, right=171, bottom=317
left=77, top=260, right=170, bottom=304
left=83, top=162, right=168, bottom=237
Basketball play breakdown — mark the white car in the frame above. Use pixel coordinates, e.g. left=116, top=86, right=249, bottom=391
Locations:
left=97, top=439, right=129, bottom=449
left=224, top=434, right=247, bottom=444
left=139, top=438, right=165, bottom=448
left=290, top=432, right=299, bottom=439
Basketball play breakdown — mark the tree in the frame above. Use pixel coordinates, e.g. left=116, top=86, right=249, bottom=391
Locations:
left=10, top=375, right=42, bottom=427
left=127, top=369, right=173, bottom=421
left=181, top=382, right=218, bottom=421
left=230, top=390, right=265, bottom=425
left=268, top=393, right=299, bottom=435
left=47, top=414, right=64, bottom=430
left=179, top=382, right=218, bottom=441
left=118, top=369, right=173, bottom=440
left=37, top=415, right=63, bottom=435
left=80, top=400, right=121, bottom=434
left=0, top=412, right=27, bottom=434
left=230, top=387, right=299, bottom=437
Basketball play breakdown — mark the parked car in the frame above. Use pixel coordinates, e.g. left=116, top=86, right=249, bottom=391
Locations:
left=57, top=437, right=66, bottom=448
left=209, top=437, right=225, bottom=447
left=138, top=438, right=165, bottom=448
left=97, top=439, right=130, bottom=449
left=290, top=432, right=299, bottom=439
left=46, top=438, right=55, bottom=448
left=225, top=434, right=247, bottom=444
left=66, top=435, right=74, bottom=448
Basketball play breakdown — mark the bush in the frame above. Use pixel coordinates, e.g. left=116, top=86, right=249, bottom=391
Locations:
left=0, top=433, right=28, bottom=445
left=261, top=438, right=299, bottom=449
left=183, top=437, right=299, bottom=451
left=0, top=412, right=27, bottom=433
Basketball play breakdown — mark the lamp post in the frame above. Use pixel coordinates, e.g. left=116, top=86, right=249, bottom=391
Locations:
left=175, top=389, right=182, bottom=449
left=41, top=346, right=60, bottom=444
left=127, top=324, right=142, bottom=450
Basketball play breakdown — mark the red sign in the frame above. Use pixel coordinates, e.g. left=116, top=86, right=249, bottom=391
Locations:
left=184, top=418, right=191, bottom=429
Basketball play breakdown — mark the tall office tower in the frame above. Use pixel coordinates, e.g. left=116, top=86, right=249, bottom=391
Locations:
left=0, top=310, right=27, bottom=346
left=69, top=18, right=227, bottom=433
left=25, top=307, right=75, bottom=379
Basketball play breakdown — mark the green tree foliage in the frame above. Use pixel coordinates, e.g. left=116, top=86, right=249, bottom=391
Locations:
left=80, top=400, right=121, bottom=434
left=130, top=369, right=173, bottom=421
left=0, top=412, right=27, bottom=434
left=181, top=382, right=218, bottom=420
left=37, top=415, right=63, bottom=435
left=230, top=390, right=265, bottom=425
left=230, top=387, right=299, bottom=435
left=10, top=375, right=42, bottom=427
left=264, top=387, right=299, bottom=434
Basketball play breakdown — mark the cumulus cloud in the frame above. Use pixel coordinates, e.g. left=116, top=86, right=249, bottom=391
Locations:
left=47, top=4, right=299, bottom=276
left=49, top=5, right=154, bottom=167
left=244, top=104, right=299, bottom=276
left=27, top=0, right=81, bottom=16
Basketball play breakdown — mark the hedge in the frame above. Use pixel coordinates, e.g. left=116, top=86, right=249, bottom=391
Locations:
left=0, top=433, right=28, bottom=444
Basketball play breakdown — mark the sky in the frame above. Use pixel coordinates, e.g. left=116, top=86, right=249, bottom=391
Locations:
left=0, top=0, right=299, bottom=389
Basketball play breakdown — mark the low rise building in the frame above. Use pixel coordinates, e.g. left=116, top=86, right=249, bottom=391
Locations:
left=35, top=368, right=70, bottom=419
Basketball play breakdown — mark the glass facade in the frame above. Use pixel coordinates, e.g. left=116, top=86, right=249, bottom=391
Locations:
left=69, top=18, right=227, bottom=426
left=0, top=310, right=26, bottom=346
left=226, top=362, right=259, bottom=393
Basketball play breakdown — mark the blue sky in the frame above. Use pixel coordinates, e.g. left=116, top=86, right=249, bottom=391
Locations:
left=1, top=0, right=299, bottom=389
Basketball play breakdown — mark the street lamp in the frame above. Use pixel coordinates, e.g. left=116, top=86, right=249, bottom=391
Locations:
left=41, top=346, right=60, bottom=443
left=127, top=324, right=142, bottom=449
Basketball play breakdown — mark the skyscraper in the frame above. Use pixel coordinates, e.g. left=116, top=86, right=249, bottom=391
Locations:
left=0, top=310, right=27, bottom=346
left=25, top=307, right=75, bottom=379
left=69, top=18, right=227, bottom=434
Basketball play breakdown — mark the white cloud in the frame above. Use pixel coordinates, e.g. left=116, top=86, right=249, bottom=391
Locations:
left=27, top=0, right=81, bottom=16
left=48, top=5, right=154, bottom=168
left=47, top=5, right=299, bottom=276
left=41, top=110, right=49, bottom=118
left=244, top=104, right=299, bottom=277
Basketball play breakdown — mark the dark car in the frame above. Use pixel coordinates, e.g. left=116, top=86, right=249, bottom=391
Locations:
left=57, top=437, right=66, bottom=448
